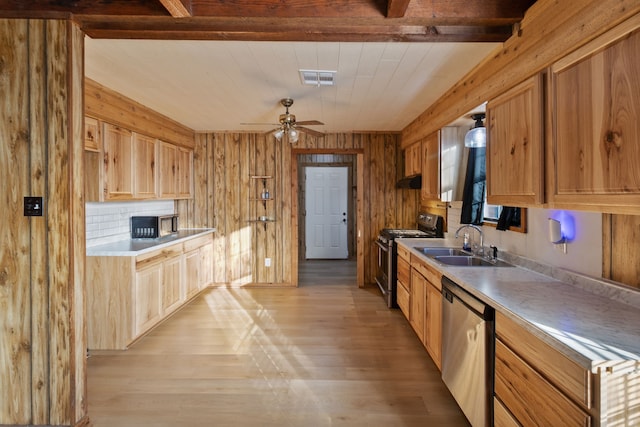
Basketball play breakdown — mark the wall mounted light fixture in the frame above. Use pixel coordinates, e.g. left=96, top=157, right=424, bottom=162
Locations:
left=548, top=217, right=567, bottom=253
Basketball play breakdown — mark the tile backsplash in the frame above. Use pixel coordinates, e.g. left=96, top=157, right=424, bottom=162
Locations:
left=86, top=200, right=175, bottom=247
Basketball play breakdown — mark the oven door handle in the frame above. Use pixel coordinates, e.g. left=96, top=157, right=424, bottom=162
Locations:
left=375, top=240, right=390, bottom=252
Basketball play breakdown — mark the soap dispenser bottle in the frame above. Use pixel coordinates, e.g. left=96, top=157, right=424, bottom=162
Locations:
left=462, top=233, right=471, bottom=251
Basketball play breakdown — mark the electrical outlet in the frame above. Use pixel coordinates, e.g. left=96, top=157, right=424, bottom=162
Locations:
left=265, top=258, right=271, bottom=267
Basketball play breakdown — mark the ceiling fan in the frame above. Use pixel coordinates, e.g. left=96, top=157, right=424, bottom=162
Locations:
left=245, top=98, right=324, bottom=143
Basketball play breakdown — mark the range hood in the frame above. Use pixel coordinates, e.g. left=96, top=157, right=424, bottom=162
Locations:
left=396, top=175, right=422, bottom=189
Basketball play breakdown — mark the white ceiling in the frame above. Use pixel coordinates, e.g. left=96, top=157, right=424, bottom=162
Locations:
left=84, top=38, right=499, bottom=133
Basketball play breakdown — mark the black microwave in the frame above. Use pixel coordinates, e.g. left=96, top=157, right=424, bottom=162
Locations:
left=131, top=215, right=179, bottom=239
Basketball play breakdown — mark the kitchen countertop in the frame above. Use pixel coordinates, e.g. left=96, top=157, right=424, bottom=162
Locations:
left=86, top=228, right=215, bottom=256
left=397, top=238, right=640, bottom=370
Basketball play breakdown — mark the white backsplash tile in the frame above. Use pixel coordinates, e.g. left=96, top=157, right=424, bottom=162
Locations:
left=86, top=200, right=175, bottom=247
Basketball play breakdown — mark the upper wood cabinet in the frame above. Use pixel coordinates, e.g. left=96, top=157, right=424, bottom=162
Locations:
left=421, top=131, right=440, bottom=202
left=549, top=22, right=640, bottom=213
left=177, top=146, right=194, bottom=199
left=486, top=74, right=544, bottom=207
left=158, top=141, right=177, bottom=198
left=84, top=116, right=100, bottom=152
left=133, top=132, right=158, bottom=199
left=404, top=142, right=422, bottom=177
left=103, top=123, right=134, bottom=200
left=86, top=119, right=192, bottom=201
left=159, top=142, right=194, bottom=200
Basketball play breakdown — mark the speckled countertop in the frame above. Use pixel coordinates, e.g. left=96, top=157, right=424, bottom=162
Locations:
left=397, top=238, right=640, bottom=370
left=86, top=228, right=215, bottom=256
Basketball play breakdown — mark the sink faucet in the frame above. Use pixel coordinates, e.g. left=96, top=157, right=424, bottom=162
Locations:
left=455, top=224, right=483, bottom=254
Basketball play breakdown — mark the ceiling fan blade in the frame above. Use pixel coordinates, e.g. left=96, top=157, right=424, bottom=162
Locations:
left=297, top=126, right=325, bottom=137
left=295, top=120, right=324, bottom=126
left=240, top=122, right=280, bottom=126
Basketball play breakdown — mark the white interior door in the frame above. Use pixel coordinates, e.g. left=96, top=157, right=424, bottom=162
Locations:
left=305, top=166, right=348, bottom=259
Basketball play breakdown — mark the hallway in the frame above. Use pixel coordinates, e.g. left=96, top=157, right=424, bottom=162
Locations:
left=87, top=260, right=469, bottom=426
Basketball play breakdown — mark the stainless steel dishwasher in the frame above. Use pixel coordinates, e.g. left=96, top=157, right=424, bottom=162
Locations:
left=441, top=276, right=494, bottom=427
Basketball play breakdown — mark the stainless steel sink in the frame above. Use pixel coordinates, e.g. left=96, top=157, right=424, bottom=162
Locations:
left=416, top=247, right=473, bottom=257
left=433, top=255, right=514, bottom=267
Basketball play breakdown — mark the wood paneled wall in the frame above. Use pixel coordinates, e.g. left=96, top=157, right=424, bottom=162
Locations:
left=0, top=19, right=87, bottom=426
left=193, top=131, right=418, bottom=287
left=603, top=214, right=640, bottom=290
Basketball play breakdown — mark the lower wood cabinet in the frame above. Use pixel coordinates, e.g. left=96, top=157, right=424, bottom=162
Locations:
left=184, top=234, right=215, bottom=298
left=398, top=248, right=443, bottom=371
left=410, top=268, right=426, bottom=341
left=396, top=252, right=411, bottom=318
left=134, top=262, right=163, bottom=337
left=161, top=254, right=185, bottom=315
left=493, top=397, right=519, bottom=427
left=424, top=278, right=442, bottom=370
left=495, top=312, right=592, bottom=426
left=87, top=232, right=214, bottom=350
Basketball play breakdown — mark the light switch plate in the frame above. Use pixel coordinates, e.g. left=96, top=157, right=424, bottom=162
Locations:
left=24, top=196, right=44, bottom=216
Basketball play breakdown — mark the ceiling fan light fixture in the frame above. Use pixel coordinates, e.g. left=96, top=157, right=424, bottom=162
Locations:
left=288, top=128, right=299, bottom=143
left=464, top=113, right=486, bottom=148
left=274, top=128, right=284, bottom=140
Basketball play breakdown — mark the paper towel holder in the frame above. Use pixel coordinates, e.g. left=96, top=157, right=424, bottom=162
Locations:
left=548, top=218, right=567, bottom=253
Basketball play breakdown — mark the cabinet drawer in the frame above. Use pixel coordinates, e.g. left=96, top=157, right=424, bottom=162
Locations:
left=136, top=245, right=183, bottom=269
left=183, top=234, right=212, bottom=252
left=397, top=256, right=410, bottom=286
left=495, top=339, right=591, bottom=427
left=493, top=397, right=519, bottom=427
left=496, top=311, right=591, bottom=408
left=397, top=244, right=411, bottom=262
left=397, top=280, right=410, bottom=319
left=410, top=255, right=442, bottom=290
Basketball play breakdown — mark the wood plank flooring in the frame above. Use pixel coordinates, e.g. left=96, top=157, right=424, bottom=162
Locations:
left=87, top=260, right=470, bottom=426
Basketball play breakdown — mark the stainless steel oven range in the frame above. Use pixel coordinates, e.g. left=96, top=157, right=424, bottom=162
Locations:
left=374, top=213, right=444, bottom=308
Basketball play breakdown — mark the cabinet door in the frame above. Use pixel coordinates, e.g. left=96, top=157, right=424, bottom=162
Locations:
left=397, top=281, right=410, bottom=320
left=410, top=268, right=426, bottom=342
left=404, top=142, right=421, bottom=176
left=176, top=147, right=193, bottom=199
left=421, top=131, right=440, bottom=202
left=134, top=263, right=162, bottom=337
left=133, top=133, right=157, bottom=199
left=486, top=74, right=543, bottom=206
left=550, top=26, right=640, bottom=213
left=184, top=249, right=200, bottom=298
left=85, top=116, right=100, bottom=152
left=158, top=141, right=177, bottom=199
left=162, top=255, right=184, bottom=315
left=424, top=281, right=442, bottom=370
left=200, top=243, right=214, bottom=289
left=103, top=123, right=134, bottom=200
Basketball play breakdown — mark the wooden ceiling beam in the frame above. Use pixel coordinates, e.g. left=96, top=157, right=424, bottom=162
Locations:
left=387, top=0, right=412, bottom=18
left=159, top=0, right=192, bottom=18
left=0, top=0, right=533, bottom=22
left=78, top=17, right=513, bottom=42
left=0, top=0, right=532, bottom=42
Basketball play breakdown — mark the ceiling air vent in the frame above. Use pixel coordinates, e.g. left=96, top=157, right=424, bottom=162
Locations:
left=299, top=69, right=336, bottom=87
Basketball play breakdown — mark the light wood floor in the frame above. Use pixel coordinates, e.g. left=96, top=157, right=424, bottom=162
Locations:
left=87, top=260, right=470, bottom=426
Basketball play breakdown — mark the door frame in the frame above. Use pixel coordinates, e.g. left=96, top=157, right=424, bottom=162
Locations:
left=291, top=149, right=365, bottom=287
